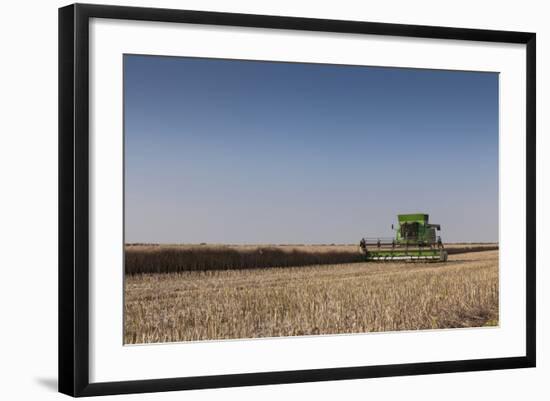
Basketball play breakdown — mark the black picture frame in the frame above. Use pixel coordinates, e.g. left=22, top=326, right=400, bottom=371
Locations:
left=59, top=3, right=536, bottom=397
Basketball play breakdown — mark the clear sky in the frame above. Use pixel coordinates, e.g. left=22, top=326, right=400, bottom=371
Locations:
left=124, top=55, right=499, bottom=244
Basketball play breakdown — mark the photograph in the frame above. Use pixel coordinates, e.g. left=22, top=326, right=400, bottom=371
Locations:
left=123, top=54, right=499, bottom=345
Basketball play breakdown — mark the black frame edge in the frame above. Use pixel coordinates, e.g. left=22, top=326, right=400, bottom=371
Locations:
left=79, top=357, right=530, bottom=397
left=59, top=3, right=91, bottom=396
left=58, top=4, right=76, bottom=397
left=525, top=34, right=536, bottom=368
left=58, top=3, right=537, bottom=397
left=74, top=2, right=91, bottom=395
left=73, top=2, right=534, bottom=43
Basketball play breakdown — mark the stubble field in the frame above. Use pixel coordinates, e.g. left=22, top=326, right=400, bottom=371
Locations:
left=124, top=246, right=499, bottom=344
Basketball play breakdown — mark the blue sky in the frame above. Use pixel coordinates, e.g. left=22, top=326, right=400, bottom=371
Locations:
left=124, top=55, right=498, bottom=244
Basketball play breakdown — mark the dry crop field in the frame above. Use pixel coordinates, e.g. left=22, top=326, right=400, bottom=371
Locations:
left=124, top=243, right=498, bottom=274
left=124, top=246, right=499, bottom=344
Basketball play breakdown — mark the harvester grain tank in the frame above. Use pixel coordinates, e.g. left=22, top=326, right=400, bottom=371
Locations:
left=359, top=213, right=448, bottom=262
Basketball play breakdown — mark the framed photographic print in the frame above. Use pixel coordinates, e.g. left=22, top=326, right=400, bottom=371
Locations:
left=58, top=3, right=536, bottom=397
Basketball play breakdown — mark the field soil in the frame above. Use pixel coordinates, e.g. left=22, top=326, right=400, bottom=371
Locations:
left=124, top=248, right=499, bottom=344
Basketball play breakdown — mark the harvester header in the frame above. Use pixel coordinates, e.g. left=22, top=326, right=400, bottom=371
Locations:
left=360, top=213, right=448, bottom=262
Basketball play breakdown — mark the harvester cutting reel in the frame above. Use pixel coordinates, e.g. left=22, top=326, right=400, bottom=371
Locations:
left=359, top=238, right=448, bottom=262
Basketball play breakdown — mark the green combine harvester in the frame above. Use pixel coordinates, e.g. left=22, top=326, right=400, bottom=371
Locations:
left=359, top=213, right=448, bottom=262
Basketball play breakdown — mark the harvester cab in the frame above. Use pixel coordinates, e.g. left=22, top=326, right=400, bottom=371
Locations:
left=359, top=213, right=448, bottom=262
